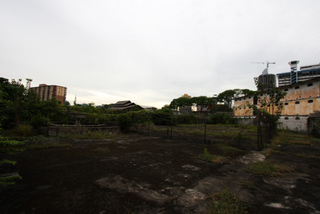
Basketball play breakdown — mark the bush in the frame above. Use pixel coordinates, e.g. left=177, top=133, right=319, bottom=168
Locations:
left=13, top=124, right=34, bottom=137
left=128, top=110, right=149, bottom=124
left=116, top=114, right=132, bottom=132
left=151, top=109, right=177, bottom=126
left=176, top=114, right=197, bottom=124
left=30, top=114, right=51, bottom=128
left=0, top=134, right=24, bottom=186
left=208, top=113, right=236, bottom=124
left=206, top=188, right=248, bottom=214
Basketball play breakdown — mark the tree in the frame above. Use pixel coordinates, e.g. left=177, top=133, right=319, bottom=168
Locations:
left=217, top=89, right=237, bottom=109
left=190, top=96, right=216, bottom=112
left=169, top=97, right=192, bottom=111
left=0, top=82, right=24, bottom=186
left=248, top=81, right=286, bottom=148
left=0, top=78, right=37, bottom=127
left=217, top=89, right=255, bottom=109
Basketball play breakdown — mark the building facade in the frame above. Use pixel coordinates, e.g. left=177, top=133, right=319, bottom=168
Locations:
left=277, top=61, right=320, bottom=87
left=31, top=84, right=67, bottom=105
left=233, top=78, right=320, bottom=132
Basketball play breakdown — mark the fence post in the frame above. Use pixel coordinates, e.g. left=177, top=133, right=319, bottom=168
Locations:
left=170, top=112, right=173, bottom=139
left=204, top=113, right=207, bottom=143
left=148, top=112, right=150, bottom=134
left=257, top=111, right=263, bottom=150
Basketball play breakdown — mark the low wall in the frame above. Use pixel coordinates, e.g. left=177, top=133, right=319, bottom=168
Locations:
left=39, top=125, right=119, bottom=136
left=235, top=117, right=256, bottom=126
left=278, top=115, right=308, bottom=133
left=235, top=116, right=308, bottom=133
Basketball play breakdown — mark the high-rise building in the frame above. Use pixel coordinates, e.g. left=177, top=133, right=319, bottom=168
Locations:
left=277, top=61, right=320, bottom=87
left=31, top=84, right=67, bottom=105
left=257, top=74, right=276, bottom=91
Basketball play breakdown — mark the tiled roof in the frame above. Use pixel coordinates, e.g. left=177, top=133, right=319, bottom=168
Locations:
left=110, top=100, right=141, bottom=111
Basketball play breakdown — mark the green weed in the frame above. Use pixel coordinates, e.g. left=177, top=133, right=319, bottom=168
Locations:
left=296, top=153, right=320, bottom=159
left=237, top=179, right=256, bottom=190
left=198, top=148, right=225, bottom=163
left=61, top=131, right=112, bottom=139
left=13, top=124, right=34, bottom=137
left=216, top=144, right=244, bottom=156
left=93, top=147, right=110, bottom=153
left=206, top=188, right=248, bottom=214
left=0, top=173, right=22, bottom=186
left=24, top=142, right=71, bottom=150
left=246, top=161, right=294, bottom=177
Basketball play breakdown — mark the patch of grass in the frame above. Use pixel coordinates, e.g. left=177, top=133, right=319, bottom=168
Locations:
left=246, top=161, right=295, bottom=177
left=296, top=153, right=320, bottom=159
left=0, top=173, right=22, bottom=186
left=271, top=131, right=314, bottom=146
left=198, top=148, right=225, bottom=163
left=237, top=179, right=256, bottom=190
left=61, top=131, right=112, bottom=139
left=93, top=147, right=110, bottom=153
left=206, top=188, right=248, bottom=214
left=264, top=149, right=285, bottom=158
left=216, top=144, right=244, bottom=156
left=24, top=142, right=72, bottom=150
left=13, top=124, right=34, bottom=137
left=265, top=131, right=316, bottom=157
left=209, top=130, right=237, bottom=139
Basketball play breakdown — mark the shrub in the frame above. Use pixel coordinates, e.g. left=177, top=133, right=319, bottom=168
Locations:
left=151, top=110, right=177, bottom=126
left=198, top=148, right=225, bottom=163
left=208, top=113, right=236, bottom=124
left=13, top=124, right=34, bottom=137
left=30, top=114, right=51, bottom=128
left=206, top=188, right=248, bottom=214
left=0, top=135, right=24, bottom=186
left=127, top=110, right=149, bottom=124
left=176, top=114, right=197, bottom=124
left=116, top=114, right=133, bottom=132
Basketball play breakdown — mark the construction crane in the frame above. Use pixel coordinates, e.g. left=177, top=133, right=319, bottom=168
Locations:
left=251, top=61, right=276, bottom=74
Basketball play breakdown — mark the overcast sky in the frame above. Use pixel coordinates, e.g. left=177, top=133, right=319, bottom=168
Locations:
left=1, top=0, right=320, bottom=108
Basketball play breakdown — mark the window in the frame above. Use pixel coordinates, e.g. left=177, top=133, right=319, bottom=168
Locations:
left=284, top=117, right=289, bottom=120
left=308, top=100, right=314, bottom=103
left=295, top=116, right=300, bottom=120
left=284, top=88, right=288, bottom=91
left=307, top=83, right=313, bottom=87
left=295, top=101, right=300, bottom=104
left=285, top=103, right=289, bottom=105
left=295, top=86, right=300, bottom=89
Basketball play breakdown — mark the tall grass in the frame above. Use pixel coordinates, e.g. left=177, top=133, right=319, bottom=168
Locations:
left=246, top=161, right=294, bottom=177
left=198, top=148, right=225, bottom=163
left=61, top=131, right=112, bottom=139
left=206, top=188, right=248, bottom=214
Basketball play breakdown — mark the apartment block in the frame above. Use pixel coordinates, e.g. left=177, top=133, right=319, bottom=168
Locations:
left=31, top=84, right=67, bottom=105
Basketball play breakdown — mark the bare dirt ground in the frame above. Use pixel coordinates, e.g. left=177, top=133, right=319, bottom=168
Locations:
left=1, top=132, right=320, bottom=214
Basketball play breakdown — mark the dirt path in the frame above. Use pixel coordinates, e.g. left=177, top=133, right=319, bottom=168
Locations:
left=0, top=134, right=319, bottom=213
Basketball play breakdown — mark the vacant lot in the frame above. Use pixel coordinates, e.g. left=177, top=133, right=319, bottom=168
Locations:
left=1, top=125, right=320, bottom=213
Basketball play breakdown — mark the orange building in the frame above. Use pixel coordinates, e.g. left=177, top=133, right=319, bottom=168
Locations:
left=31, top=84, right=67, bottom=105
left=233, top=78, right=320, bottom=132
left=181, top=94, right=191, bottom=98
